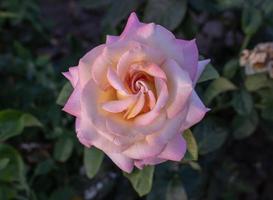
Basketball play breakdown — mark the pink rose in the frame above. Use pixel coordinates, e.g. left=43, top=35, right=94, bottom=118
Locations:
left=63, top=12, right=209, bottom=173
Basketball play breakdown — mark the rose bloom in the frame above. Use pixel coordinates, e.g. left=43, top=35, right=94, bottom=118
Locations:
left=63, top=12, right=209, bottom=173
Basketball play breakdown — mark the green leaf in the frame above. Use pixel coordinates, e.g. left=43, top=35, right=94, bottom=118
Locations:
left=182, top=129, right=198, bottom=161
left=20, top=113, right=43, bottom=127
left=0, top=109, right=42, bottom=141
left=166, top=177, right=188, bottom=200
left=0, top=185, right=17, bottom=200
left=197, top=63, right=219, bottom=83
left=49, top=187, right=75, bottom=200
left=124, top=166, right=155, bottom=196
left=223, top=59, right=238, bottom=79
left=232, top=89, right=253, bottom=115
left=204, top=77, right=237, bottom=105
left=242, top=5, right=262, bottom=35
left=193, top=118, right=228, bottom=155
left=56, top=82, right=73, bottom=106
left=261, top=102, right=273, bottom=121
left=232, top=111, right=258, bottom=139
left=34, top=159, right=55, bottom=177
left=53, top=136, right=74, bottom=162
left=0, top=158, right=10, bottom=170
left=245, top=74, right=272, bottom=91
left=84, top=147, right=104, bottom=179
left=0, top=144, right=26, bottom=184
left=0, top=11, right=18, bottom=18
left=144, top=0, right=187, bottom=31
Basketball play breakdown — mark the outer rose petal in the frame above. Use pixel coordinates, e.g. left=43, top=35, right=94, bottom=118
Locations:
left=62, top=66, right=79, bottom=88
left=120, top=12, right=141, bottom=38
left=78, top=45, right=105, bottom=88
left=181, top=91, right=209, bottom=131
left=158, top=133, right=186, bottom=161
left=120, top=14, right=198, bottom=79
left=161, top=59, right=193, bottom=118
left=62, top=83, right=81, bottom=117
left=77, top=109, right=128, bottom=153
left=106, top=35, right=119, bottom=44
left=122, top=138, right=166, bottom=159
left=105, top=152, right=134, bottom=173
left=194, top=59, right=211, bottom=84
left=148, top=105, right=189, bottom=145
left=134, top=157, right=165, bottom=170
left=176, top=39, right=199, bottom=80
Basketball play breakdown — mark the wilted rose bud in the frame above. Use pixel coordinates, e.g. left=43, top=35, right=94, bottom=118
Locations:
left=240, top=42, right=273, bottom=78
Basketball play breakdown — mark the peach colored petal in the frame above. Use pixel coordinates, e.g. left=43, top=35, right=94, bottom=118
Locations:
left=158, top=133, right=186, bottom=161
left=147, top=90, right=156, bottom=109
left=154, top=78, right=169, bottom=111
left=117, top=43, right=165, bottom=81
left=123, top=138, right=166, bottom=159
left=107, top=68, right=128, bottom=94
left=181, top=91, right=209, bottom=131
left=105, top=152, right=134, bottom=173
left=120, top=15, right=199, bottom=80
left=131, top=63, right=167, bottom=80
left=125, top=92, right=145, bottom=119
left=194, top=59, right=211, bottom=84
left=147, top=106, right=189, bottom=145
left=77, top=113, right=126, bottom=153
left=91, top=49, right=112, bottom=90
left=161, top=59, right=193, bottom=118
left=101, top=97, right=135, bottom=113
left=80, top=80, right=131, bottom=148
left=133, top=78, right=168, bottom=125
left=78, top=45, right=105, bottom=87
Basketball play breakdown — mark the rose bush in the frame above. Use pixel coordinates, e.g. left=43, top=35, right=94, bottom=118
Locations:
left=63, top=12, right=209, bottom=173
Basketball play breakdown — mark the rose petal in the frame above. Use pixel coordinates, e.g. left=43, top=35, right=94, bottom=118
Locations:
left=91, top=49, right=112, bottom=90
left=78, top=45, right=105, bottom=87
left=107, top=68, right=128, bottom=94
left=102, top=97, right=135, bottom=113
left=133, top=78, right=168, bottom=125
left=62, top=66, right=79, bottom=88
left=105, top=152, right=134, bottom=173
left=134, top=157, right=165, bottom=169
left=147, top=106, right=189, bottom=145
left=176, top=39, right=199, bottom=79
left=147, top=90, right=156, bottom=109
left=123, top=138, right=166, bottom=159
left=131, top=63, right=167, bottom=80
left=120, top=12, right=141, bottom=38
left=194, top=59, right=211, bottom=84
left=181, top=91, right=209, bottom=131
left=158, top=133, right=186, bottom=161
left=125, top=92, right=145, bottom=119
left=63, top=84, right=81, bottom=117
left=117, top=43, right=164, bottom=81
left=106, top=35, right=119, bottom=44
left=161, top=59, right=193, bottom=118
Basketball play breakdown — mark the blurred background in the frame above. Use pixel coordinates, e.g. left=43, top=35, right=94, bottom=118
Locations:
left=1, top=0, right=273, bottom=199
